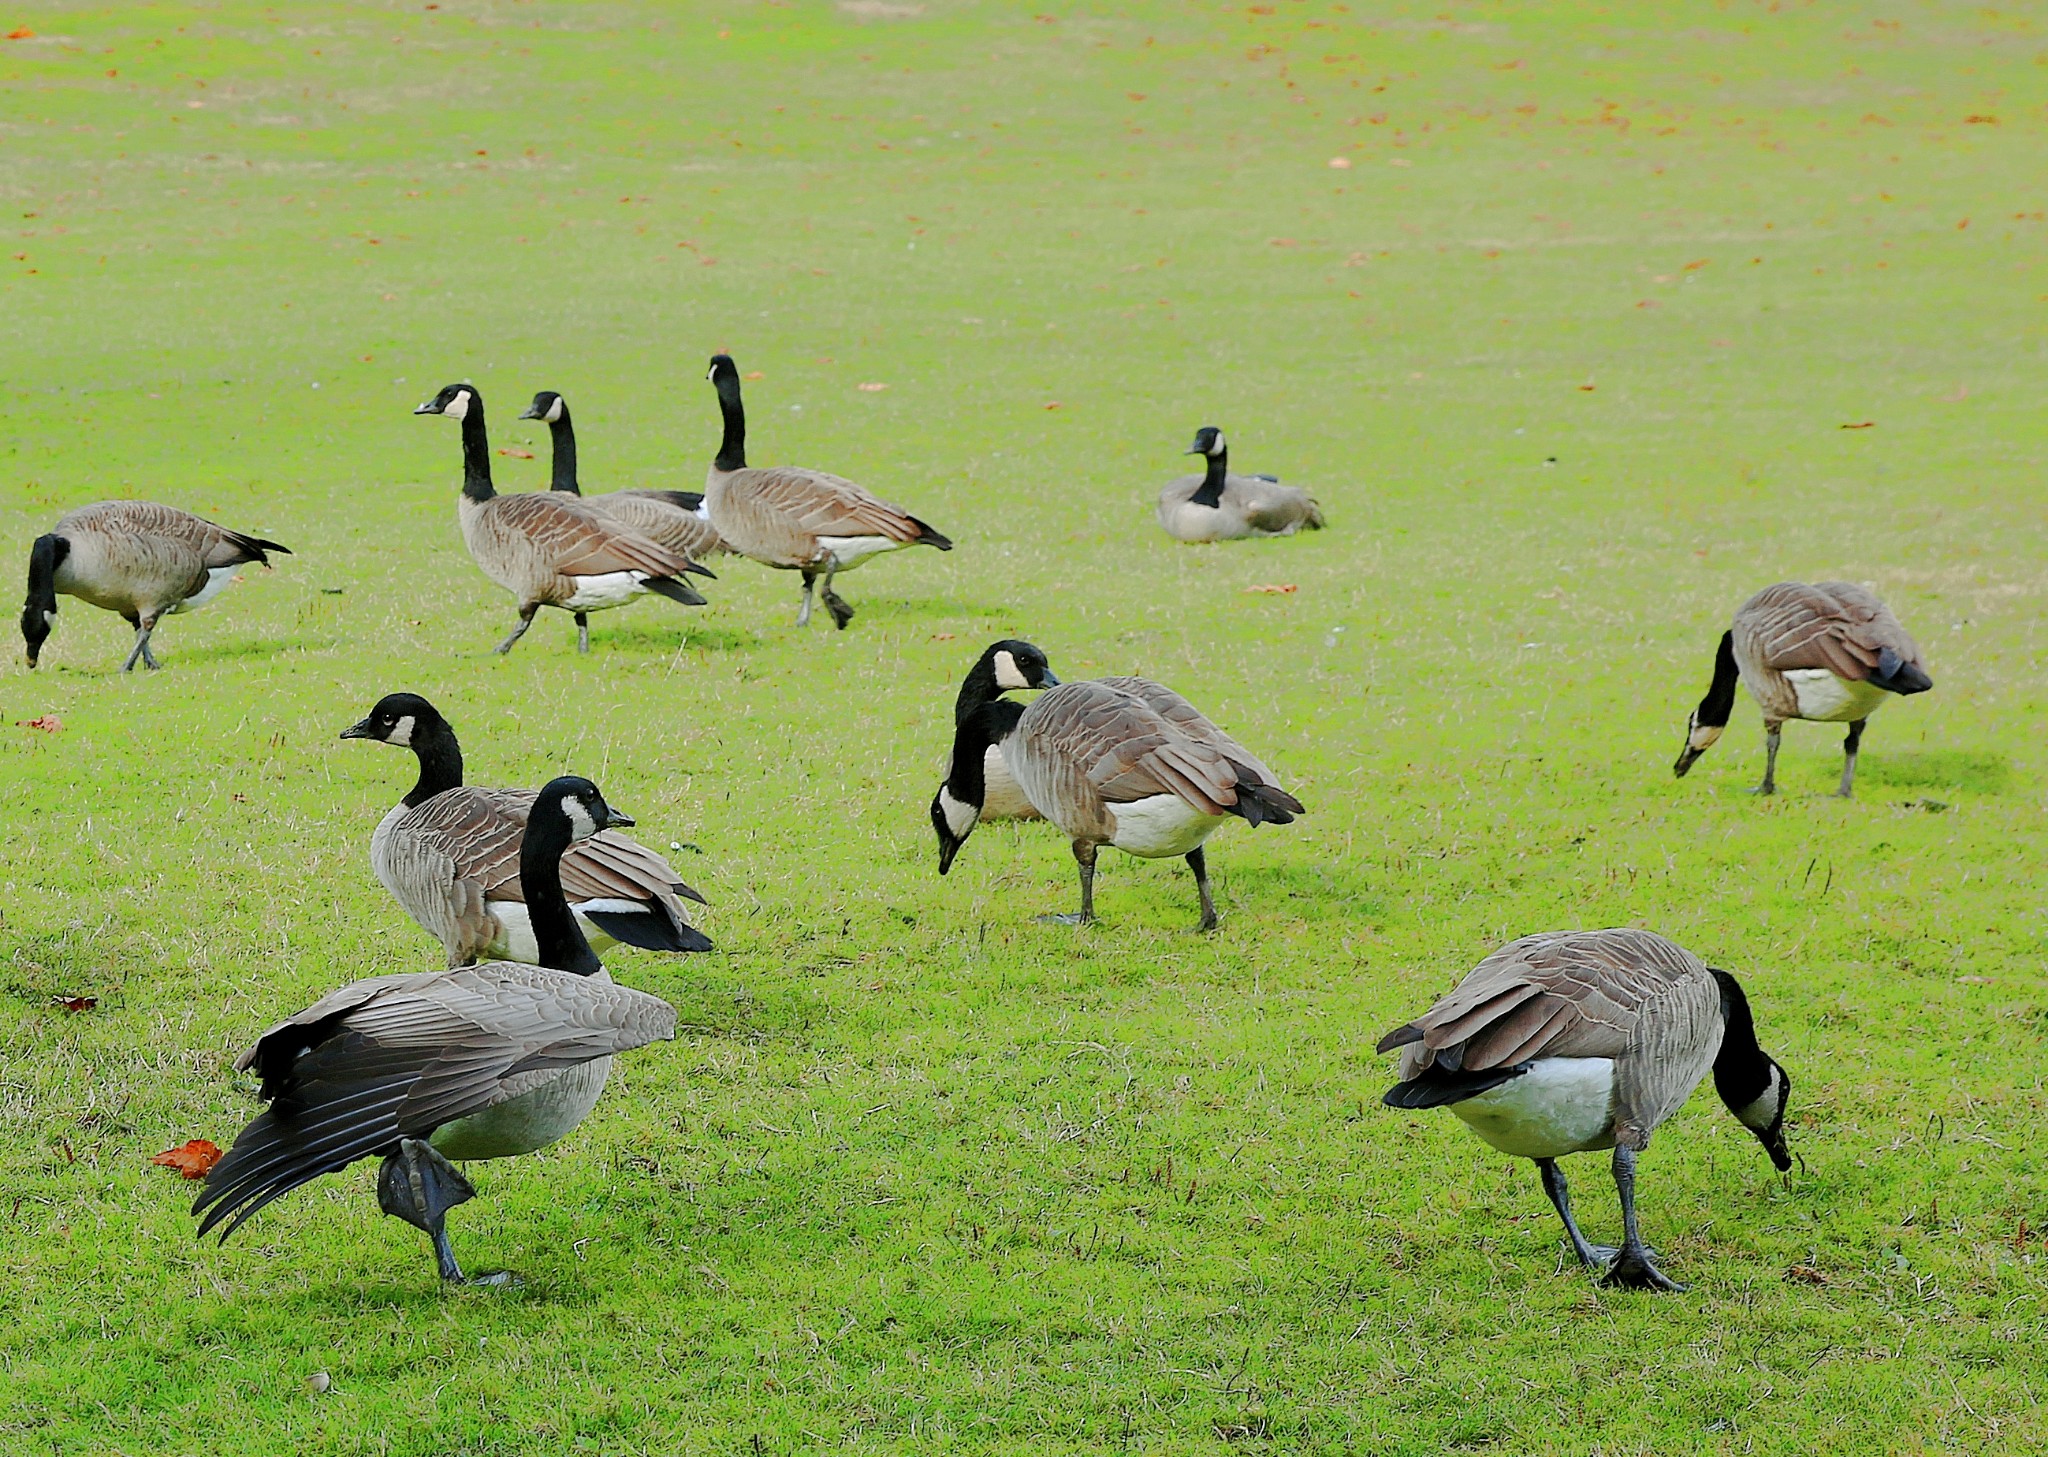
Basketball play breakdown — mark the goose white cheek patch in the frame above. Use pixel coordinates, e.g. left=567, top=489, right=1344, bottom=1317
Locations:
left=443, top=391, right=471, bottom=421
left=992, top=650, right=1027, bottom=690
left=544, top=397, right=564, bottom=423
left=564, top=802, right=600, bottom=842
left=387, top=714, right=416, bottom=747
left=938, top=787, right=979, bottom=839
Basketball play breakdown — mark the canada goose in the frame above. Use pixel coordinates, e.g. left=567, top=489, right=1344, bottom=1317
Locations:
left=194, top=776, right=677, bottom=1285
left=341, top=693, right=712, bottom=965
left=949, top=640, right=1061, bottom=822
left=519, top=390, right=728, bottom=564
left=1674, top=581, right=1933, bottom=797
left=415, top=383, right=714, bottom=655
left=1156, top=427, right=1324, bottom=544
left=932, top=657, right=1304, bottom=929
left=20, top=500, right=290, bottom=671
left=703, top=354, right=952, bottom=630
left=1378, top=928, right=1793, bottom=1292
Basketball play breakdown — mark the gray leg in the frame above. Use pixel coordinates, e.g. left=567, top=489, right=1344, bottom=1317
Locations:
left=574, top=611, right=591, bottom=655
left=120, top=614, right=161, bottom=672
left=820, top=566, right=854, bottom=631
left=796, top=572, right=817, bottom=627
left=1836, top=719, right=1866, bottom=798
left=1752, top=724, right=1782, bottom=796
left=1187, top=847, right=1218, bottom=931
left=495, top=604, right=540, bottom=656
left=376, top=1139, right=513, bottom=1288
left=1600, top=1145, right=1684, bottom=1292
left=1538, top=1157, right=1616, bottom=1269
left=1037, top=840, right=1098, bottom=925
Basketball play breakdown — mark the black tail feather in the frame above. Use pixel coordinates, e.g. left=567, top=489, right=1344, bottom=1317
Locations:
left=585, top=906, right=714, bottom=954
left=643, top=575, right=708, bottom=608
left=1870, top=646, right=1933, bottom=696
left=1375, top=1023, right=1425, bottom=1055
left=1230, top=776, right=1304, bottom=828
left=227, top=532, right=293, bottom=565
left=643, top=490, right=706, bottom=512
left=1382, top=1064, right=1528, bottom=1109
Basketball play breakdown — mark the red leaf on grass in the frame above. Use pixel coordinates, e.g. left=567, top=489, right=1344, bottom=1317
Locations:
left=152, top=1139, right=223, bottom=1179
left=16, top=714, right=61, bottom=732
left=54, top=995, right=96, bottom=1012
left=5, top=27, right=33, bottom=40
left=496, top=447, right=535, bottom=459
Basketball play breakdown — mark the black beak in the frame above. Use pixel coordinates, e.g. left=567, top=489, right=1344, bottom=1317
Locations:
left=937, top=834, right=962, bottom=876
left=605, top=807, right=637, bottom=829
left=1763, top=1128, right=1792, bottom=1172
left=1038, top=670, right=1061, bottom=687
left=413, top=402, right=442, bottom=415
left=1673, top=744, right=1704, bottom=778
left=517, top=403, right=542, bottom=420
left=339, top=719, right=378, bottom=741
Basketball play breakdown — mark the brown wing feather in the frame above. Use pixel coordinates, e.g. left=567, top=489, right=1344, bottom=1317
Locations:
left=482, top=493, right=692, bottom=578
left=1738, top=581, right=1926, bottom=679
left=731, top=467, right=929, bottom=541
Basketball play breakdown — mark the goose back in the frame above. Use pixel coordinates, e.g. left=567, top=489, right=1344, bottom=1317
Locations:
left=1732, top=581, right=1930, bottom=722
left=1157, top=473, right=1324, bottom=542
left=48, top=500, right=285, bottom=616
left=706, top=465, right=941, bottom=570
left=1386, top=928, right=1724, bottom=1148
left=459, top=491, right=699, bottom=608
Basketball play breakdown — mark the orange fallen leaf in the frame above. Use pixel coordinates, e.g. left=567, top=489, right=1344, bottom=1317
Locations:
left=496, top=447, right=535, bottom=458
left=1840, top=421, right=1876, bottom=429
left=53, top=995, right=96, bottom=1012
left=1043, top=401, right=1062, bottom=410
left=1577, top=384, right=1596, bottom=392
left=152, top=1139, right=223, bottom=1179
left=742, top=370, right=764, bottom=380
left=16, top=714, right=61, bottom=732
left=6, top=27, right=32, bottom=40
left=1963, top=115, right=1998, bottom=125
left=1682, top=258, right=1710, bottom=270
left=1244, top=583, right=1298, bottom=595
left=857, top=382, right=888, bottom=392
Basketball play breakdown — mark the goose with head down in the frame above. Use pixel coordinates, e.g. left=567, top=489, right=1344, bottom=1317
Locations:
left=1675, top=580, right=1932, bottom=797
left=933, top=656, right=1303, bottom=930
left=1378, top=927, right=1794, bottom=1292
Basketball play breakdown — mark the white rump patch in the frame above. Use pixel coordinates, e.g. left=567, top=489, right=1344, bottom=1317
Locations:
left=1784, top=669, right=1890, bottom=723
left=1451, top=1057, right=1619, bottom=1159
left=172, top=565, right=242, bottom=614
left=816, top=535, right=906, bottom=572
left=1106, top=794, right=1223, bottom=859
left=562, top=571, right=650, bottom=611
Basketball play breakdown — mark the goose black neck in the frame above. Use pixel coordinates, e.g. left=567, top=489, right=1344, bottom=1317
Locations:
left=713, top=374, right=747, bottom=472
left=518, top=812, right=603, bottom=977
left=955, top=658, right=1002, bottom=727
left=1191, top=448, right=1229, bottom=509
left=1694, top=630, right=1739, bottom=728
left=400, top=721, right=465, bottom=809
left=1708, top=969, right=1773, bottom=1107
left=458, top=404, right=496, bottom=503
left=545, top=407, right=580, bottom=494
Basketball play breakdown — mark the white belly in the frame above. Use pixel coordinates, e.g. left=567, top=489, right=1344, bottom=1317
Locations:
left=1106, top=794, right=1225, bottom=859
left=171, top=565, right=242, bottom=614
left=814, top=535, right=905, bottom=572
left=429, top=1055, right=613, bottom=1161
left=1452, top=1058, right=1619, bottom=1159
left=1784, top=669, right=1890, bottom=723
left=981, top=745, right=1042, bottom=822
left=561, top=571, right=651, bottom=612
left=486, top=899, right=623, bottom=962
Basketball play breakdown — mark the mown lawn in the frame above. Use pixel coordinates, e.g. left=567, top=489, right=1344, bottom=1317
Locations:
left=2, top=2, right=2044, bottom=1452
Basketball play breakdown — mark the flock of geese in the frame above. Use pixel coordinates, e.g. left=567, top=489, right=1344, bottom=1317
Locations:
left=17, top=356, right=1937, bottom=1294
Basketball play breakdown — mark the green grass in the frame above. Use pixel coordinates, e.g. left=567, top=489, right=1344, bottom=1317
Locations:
left=4, top=1, right=2046, bottom=1451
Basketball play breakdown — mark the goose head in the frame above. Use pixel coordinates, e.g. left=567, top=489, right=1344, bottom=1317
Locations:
left=1186, top=426, right=1227, bottom=458
left=930, top=785, right=980, bottom=876
left=535, top=774, right=634, bottom=847
left=414, top=383, right=478, bottom=420
left=706, top=353, right=739, bottom=386
left=518, top=390, right=566, bottom=424
left=980, top=639, right=1059, bottom=694
left=341, top=692, right=446, bottom=749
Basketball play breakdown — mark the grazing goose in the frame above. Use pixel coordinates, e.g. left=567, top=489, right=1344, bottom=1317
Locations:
left=414, top=383, right=714, bottom=655
left=1379, top=928, right=1793, bottom=1292
left=949, top=639, right=1062, bottom=822
left=1156, top=427, right=1324, bottom=544
left=932, top=656, right=1304, bottom=929
left=702, top=353, right=952, bottom=630
left=194, top=776, right=678, bottom=1286
left=1674, top=581, right=1932, bottom=797
left=341, top=693, right=712, bottom=965
left=519, top=390, right=728, bottom=564
left=21, top=500, right=290, bottom=671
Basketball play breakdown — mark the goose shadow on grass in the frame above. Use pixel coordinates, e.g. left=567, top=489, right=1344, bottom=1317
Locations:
left=1857, top=750, right=2012, bottom=796
left=569, top=620, right=767, bottom=655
